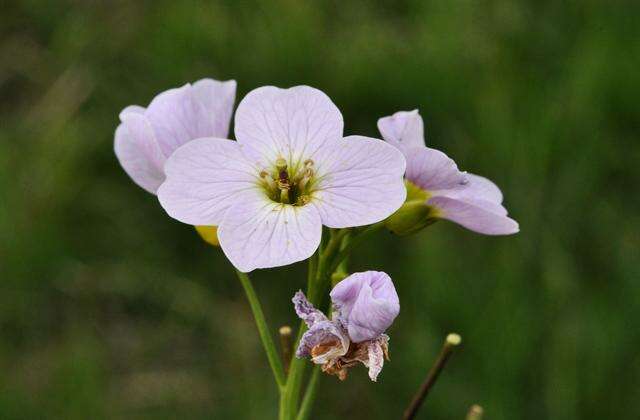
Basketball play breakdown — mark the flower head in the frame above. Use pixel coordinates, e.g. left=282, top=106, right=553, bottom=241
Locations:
left=293, top=271, right=399, bottom=381
left=114, top=78, right=237, bottom=194
left=378, top=110, right=519, bottom=235
left=158, top=86, right=407, bottom=272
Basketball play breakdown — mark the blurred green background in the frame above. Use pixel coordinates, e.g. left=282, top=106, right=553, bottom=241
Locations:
left=1, top=1, right=639, bottom=419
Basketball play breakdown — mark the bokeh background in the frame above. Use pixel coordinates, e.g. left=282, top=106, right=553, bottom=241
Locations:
left=1, top=1, right=639, bottom=419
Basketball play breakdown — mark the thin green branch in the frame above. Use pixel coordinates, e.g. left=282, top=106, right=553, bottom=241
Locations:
left=296, top=366, right=321, bottom=420
left=327, top=221, right=385, bottom=277
left=235, top=270, right=286, bottom=389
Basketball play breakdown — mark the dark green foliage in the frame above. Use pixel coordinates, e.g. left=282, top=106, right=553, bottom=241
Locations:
left=1, top=1, right=638, bottom=418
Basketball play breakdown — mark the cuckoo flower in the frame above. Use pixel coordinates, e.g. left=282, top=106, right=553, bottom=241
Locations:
left=293, top=271, right=399, bottom=381
left=158, top=86, right=407, bottom=272
left=378, top=110, right=519, bottom=235
left=114, top=78, right=237, bottom=194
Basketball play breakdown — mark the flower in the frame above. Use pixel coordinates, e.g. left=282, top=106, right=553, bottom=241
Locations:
left=293, top=271, right=399, bottom=381
left=114, top=78, right=237, bottom=194
left=330, top=271, right=400, bottom=342
left=378, top=110, right=519, bottom=235
left=158, top=86, right=407, bottom=272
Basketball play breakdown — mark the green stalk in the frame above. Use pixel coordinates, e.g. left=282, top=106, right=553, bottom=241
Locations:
left=235, top=270, right=286, bottom=389
left=296, top=366, right=321, bottom=420
left=327, top=221, right=385, bottom=276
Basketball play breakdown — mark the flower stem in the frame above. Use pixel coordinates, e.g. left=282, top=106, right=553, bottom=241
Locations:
left=235, top=270, right=286, bottom=389
left=279, top=325, right=293, bottom=374
left=403, top=333, right=462, bottom=420
left=327, top=221, right=385, bottom=276
left=295, top=366, right=321, bottom=420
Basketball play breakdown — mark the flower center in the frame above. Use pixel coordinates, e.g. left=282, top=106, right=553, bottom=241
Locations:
left=259, top=157, right=317, bottom=206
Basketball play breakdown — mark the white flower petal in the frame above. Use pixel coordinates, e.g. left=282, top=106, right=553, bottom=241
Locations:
left=311, top=136, right=407, bottom=228
left=405, top=146, right=466, bottom=192
left=157, top=138, right=260, bottom=226
left=191, top=78, right=237, bottom=139
left=218, top=194, right=322, bottom=272
left=428, top=196, right=519, bottom=235
left=114, top=112, right=166, bottom=194
left=145, top=81, right=235, bottom=158
left=377, top=109, right=425, bottom=152
left=234, top=85, right=344, bottom=163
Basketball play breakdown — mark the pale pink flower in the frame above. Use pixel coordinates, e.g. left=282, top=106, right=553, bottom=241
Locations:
left=158, top=86, right=406, bottom=272
left=114, top=78, right=236, bottom=193
left=378, top=110, right=519, bottom=235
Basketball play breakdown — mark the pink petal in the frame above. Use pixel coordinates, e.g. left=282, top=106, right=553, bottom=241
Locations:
left=157, top=138, right=261, bottom=226
left=114, top=111, right=166, bottom=194
left=428, top=196, right=519, bottom=235
left=191, top=79, right=237, bottom=139
left=217, top=193, right=322, bottom=272
left=311, top=136, right=407, bottom=228
left=377, top=110, right=425, bottom=152
left=145, top=80, right=236, bottom=157
left=405, top=146, right=466, bottom=192
left=451, top=173, right=504, bottom=203
left=234, top=85, right=344, bottom=163
left=330, top=271, right=400, bottom=343
left=436, top=173, right=508, bottom=216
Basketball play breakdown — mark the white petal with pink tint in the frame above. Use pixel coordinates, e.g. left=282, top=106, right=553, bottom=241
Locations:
left=115, top=111, right=166, bottom=194
left=311, top=136, right=406, bottom=228
left=114, top=78, right=236, bottom=195
left=234, top=85, right=344, bottom=163
left=405, top=146, right=466, bottom=192
left=157, top=138, right=261, bottom=226
left=377, top=110, right=425, bottom=152
left=428, top=196, right=519, bottom=235
left=217, top=193, right=322, bottom=272
left=191, top=79, right=237, bottom=138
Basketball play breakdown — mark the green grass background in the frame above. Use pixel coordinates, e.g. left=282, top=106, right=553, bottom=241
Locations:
left=1, top=1, right=639, bottom=418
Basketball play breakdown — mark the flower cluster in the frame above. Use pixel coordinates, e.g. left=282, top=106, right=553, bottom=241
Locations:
left=114, top=77, right=518, bottom=385
left=293, top=271, right=399, bottom=381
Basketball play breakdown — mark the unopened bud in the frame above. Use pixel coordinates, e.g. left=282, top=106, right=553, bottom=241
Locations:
left=385, top=201, right=438, bottom=236
left=195, top=225, right=219, bottom=246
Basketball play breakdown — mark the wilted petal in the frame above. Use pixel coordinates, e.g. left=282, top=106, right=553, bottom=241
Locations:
left=365, top=334, right=389, bottom=382
left=234, top=86, right=343, bottom=163
left=428, top=196, right=519, bottom=235
left=217, top=192, right=322, bottom=272
left=157, top=138, right=261, bottom=226
left=377, top=110, right=425, bottom=152
left=405, top=146, right=467, bottom=192
left=311, top=136, right=407, bottom=228
left=115, top=111, right=166, bottom=194
left=292, top=291, right=328, bottom=328
left=297, top=321, right=350, bottom=364
left=330, top=271, right=400, bottom=343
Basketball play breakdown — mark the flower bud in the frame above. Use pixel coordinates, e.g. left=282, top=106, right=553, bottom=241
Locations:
left=330, top=271, right=399, bottom=343
left=384, top=200, right=438, bottom=236
left=195, top=225, right=219, bottom=246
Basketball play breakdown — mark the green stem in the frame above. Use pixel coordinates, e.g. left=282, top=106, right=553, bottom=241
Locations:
left=296, top=366, right=321, bottom=420
left=327, top=221, right=385, bottom=276
left=281, top=224, right=376, bottom=419
left=235, top=270, right=286, bottom=389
